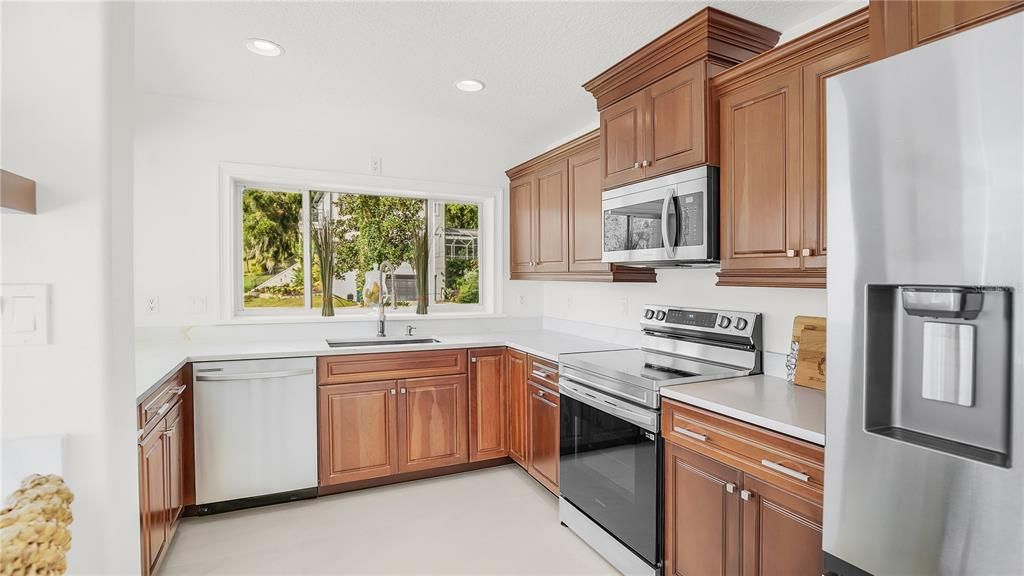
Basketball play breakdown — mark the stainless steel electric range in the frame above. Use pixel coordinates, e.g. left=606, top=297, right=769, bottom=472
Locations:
left=558, top=305, right=763, bottom=576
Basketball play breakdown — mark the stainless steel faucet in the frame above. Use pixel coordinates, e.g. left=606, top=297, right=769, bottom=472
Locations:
left=376, top=267, right=387, bottom=338
left=405, top=324, right=416, bottom=337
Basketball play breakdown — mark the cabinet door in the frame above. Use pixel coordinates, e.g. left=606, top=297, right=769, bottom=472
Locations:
left=740, top=474, right=823, bottom=576
left=913, top=0, right=1023, bottom=46
left=664, top=443, right=742, bottom=576
left=165, top=403, right=185, bottom=528
left=534, top=160, right=569, bottom=273
left=568, top=143, right=609, bottom=272
left=646, top=60, right=708, bottom=178
left=719, top=68, right=803, bottom=274
left=398, top=374, right=469, bottom=473
left=469, top=348, right=508, bottom=462
left=509, top=175, right=536, bottom=274
left=139, top=426, right=168, bottom=576
left=801, top=41, right=869, bottom=272
left=318, top=380, right=399, bottom=486
left=507, top=349, right=529, bottom=466
left=527, top=381, right=560, bottom=494
left=601, top=91, right=647, bottom=189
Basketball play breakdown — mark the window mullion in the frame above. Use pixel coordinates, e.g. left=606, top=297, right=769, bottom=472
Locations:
left=302, top=190, right=312, bottom=310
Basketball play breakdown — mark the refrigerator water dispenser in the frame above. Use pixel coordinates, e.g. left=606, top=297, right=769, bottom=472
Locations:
left=864, top=285, right=1013, bottom=467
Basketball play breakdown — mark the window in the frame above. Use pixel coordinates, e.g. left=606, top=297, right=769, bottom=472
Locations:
left=238, top=186, right=484, bottom=316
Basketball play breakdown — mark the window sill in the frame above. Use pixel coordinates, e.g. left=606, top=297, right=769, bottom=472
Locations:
left=217, top=310, right=505, bottom=326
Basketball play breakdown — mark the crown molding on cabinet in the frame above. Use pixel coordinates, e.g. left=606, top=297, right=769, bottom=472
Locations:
left=1, top=170, right=37, bottom=214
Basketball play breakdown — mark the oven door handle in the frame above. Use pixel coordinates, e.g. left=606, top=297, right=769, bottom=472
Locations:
left=661, top=187, right=676, bottom=257
left=559, top=379, right=659, bottom=433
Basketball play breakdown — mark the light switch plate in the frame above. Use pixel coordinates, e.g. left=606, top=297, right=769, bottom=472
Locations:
left=1, top=284, right=50, bottom=346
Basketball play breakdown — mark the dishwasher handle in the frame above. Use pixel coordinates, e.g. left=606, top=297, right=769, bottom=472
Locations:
left=195, top=368, right=314, bottom=382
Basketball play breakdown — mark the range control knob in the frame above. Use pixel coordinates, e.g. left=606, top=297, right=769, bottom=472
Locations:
left=656, top=310, right=667, bottom=321
left=717, top=316, right=732, bottom=329
left=644, top=309, right=656, bottom=320
left=735, top=317, right=749, bottom=331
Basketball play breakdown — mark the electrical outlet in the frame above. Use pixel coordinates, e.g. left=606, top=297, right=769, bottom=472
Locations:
left=619, top=297, right=629, bottom=316
left=145, top=296, right=160, bottom=314
left=518, top=295, right=526, bottom=306
left=369, top=156, right=382, bottom=175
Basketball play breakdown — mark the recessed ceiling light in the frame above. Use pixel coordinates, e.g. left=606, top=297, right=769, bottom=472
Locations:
left=246, top=38, right=283, bottom=57
left=455, top=79, right=485, bottom=93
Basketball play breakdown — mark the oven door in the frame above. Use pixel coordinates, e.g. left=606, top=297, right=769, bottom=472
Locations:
left=559, top=379, right=662, bottom=567
left=601, top=170, right=714, bottom=265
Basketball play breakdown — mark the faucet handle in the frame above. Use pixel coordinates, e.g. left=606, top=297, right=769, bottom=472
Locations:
left=405, top=325, right=416, bottom=337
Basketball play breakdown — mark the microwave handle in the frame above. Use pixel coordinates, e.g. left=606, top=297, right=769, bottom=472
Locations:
left=661, top=188, right=676, bottom=256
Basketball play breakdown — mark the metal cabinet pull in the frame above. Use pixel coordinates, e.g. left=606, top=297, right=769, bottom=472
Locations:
left=390, top=388, right=396, bottom=395
left=471, top=357, right=477, bottom=363
left=786, top=249, right=797, bottom=257
left=633, top=162, right=640, bottom=169
left=801, top=248, right=813, bottom=257
left=533, top=393, right=557, bottom=408
left=531, top=370, right=552, bottom=380
left=641, top=160, right=650, bottom=167
left=673, top=426, right=707, bottom=442
left=171, top=385, right=186, bottom=396
left=165, top=430, right=173, bottom=438
left=400, top=388, right=407, bottom=394
left=725, top=483, right=736, bottom=494
left=741, top=489, right=753, bottom=501
left=761, top=459, right=811, bottom=482
left=156, top=402, right=171, bottom=417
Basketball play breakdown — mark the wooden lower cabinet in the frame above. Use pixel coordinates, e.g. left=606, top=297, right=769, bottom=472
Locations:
left=663, top=410, right=823, bottom=576
left=469, top=348, right=509, bottom=462
left=526, top=381, right=560, bottom=494
left=165, top=403, right=185, bottom=528
left=507, top=349, right=529, bottom=465
left=398, top=374, right=469, bottom=472
left=139, top=426, right=168, bottom=576
left=318, top=380, right=399, bottom=486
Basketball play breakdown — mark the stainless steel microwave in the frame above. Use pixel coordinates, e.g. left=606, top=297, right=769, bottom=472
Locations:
left=601, top=166, right=719, bottom=267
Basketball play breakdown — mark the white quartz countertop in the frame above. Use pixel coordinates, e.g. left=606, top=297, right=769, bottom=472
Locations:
left=660, top=375, right=826, bottom=446
left=136, top=330, right=629, bottom=399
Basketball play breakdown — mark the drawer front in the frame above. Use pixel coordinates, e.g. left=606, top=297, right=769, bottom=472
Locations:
left=526, top=354, right=559, bottom=389
left=319, top=349, right=468, bottom=385
left=662, top=399, right=824, bottom=502
left=138, top=371, right=186, bottom=432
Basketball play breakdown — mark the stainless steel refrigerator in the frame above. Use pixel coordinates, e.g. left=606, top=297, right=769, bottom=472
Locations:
left=825, top=12, right=1024, bottom=576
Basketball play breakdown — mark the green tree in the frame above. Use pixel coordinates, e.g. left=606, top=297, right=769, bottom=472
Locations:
left=445, top=203, right=478, bottom=229
left=332, top=193, right=425, bottom=282
left=242, top=189, right=302, bottom=275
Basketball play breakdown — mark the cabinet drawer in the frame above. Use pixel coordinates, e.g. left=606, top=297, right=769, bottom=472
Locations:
left=526, top=354, right=559, bottom=389
left=138, top=371, right=186, bottom=433
left=319, top=349, right=468, bottom=385
left=662, top=399, right=824, bottom=502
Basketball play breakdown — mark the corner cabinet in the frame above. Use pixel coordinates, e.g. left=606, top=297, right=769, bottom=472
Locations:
left=583, top=8, right=780, bottom=190
left=869, top=0, right=1024, bottom=61
left=506, top=131, right=656, bottom=283
left=713, top=8, right=869, bottom=288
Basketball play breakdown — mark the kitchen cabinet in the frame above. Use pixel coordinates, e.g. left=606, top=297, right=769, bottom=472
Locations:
left=870, top=0, right=1024, bottom=61
left=713, top=8, right=869, bottom=288
left=527, top=380, right=560, bottom=495
left=584, top=8, right=780, bottom=190
left=137, top=366, right=192, bottom=576
left=662, top=398, right=824, bottom=576
left=398, top=374, right=469, bottom=473
left=507, top=132, right=657, bottom=282
left=318, top=380, right=399, bottom=485
left=507, top=349, right=529, bottom=465
left=469, top=348, right=509, bottom=462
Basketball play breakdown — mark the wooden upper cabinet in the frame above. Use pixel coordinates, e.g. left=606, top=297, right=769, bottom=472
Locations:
left=568, top=143, right=606, bottom=272
left=646, top=60, right=708, bottom=179
left=601, top=92, right=647, bottom=189
left=319, top=380, right=399, bottom=486
left=507, top=349, right=528, bottom=466
left=664, top=443, right=741, bottom=576
left=870, top=0, right=1024, bottom=60
left=740, top=474, right=823, bottom=576
left=719, top=69, right=803, bottom=275
left=534, top=160, right=569, bottom=273
left=509, top=176, right=536, bottom=274
left=584, top=8, right=780, bottom=190
left=398, top=374, right=469, bottom=473
left=469, top=348, right=509, bottom=462
left=713, top=8, right=869, bottom=288
left=506, top=131, right=656, bottom=282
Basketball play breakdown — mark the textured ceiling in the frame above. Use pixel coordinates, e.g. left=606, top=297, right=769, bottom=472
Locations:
left=135, top=1, right=850, bottom=170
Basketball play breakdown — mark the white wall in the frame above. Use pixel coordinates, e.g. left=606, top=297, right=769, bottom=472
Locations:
left=1, top=2, right=139, bottom=572
left=133, top=91, right=543, bottom=328
left=778, top=0, right=868, bottom=44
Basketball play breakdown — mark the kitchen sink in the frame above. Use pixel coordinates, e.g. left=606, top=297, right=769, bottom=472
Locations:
left=326, top=337, right=441, bottom=348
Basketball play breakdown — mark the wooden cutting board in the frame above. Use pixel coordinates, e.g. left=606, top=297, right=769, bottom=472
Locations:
left=792, top=316, right=826, bottom=391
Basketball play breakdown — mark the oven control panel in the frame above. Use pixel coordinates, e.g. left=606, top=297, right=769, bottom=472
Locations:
left=641, top=304, right=761, bottom=343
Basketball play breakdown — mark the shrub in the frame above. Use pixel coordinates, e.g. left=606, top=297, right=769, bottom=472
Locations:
left=453, top=269, right=479, bottom=304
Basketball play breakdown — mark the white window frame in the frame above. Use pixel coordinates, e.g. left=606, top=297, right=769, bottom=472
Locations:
left=220, top=162, right=501, bottom=322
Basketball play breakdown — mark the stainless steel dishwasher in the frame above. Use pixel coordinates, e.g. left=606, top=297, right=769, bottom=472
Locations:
left=193, top=357, right=317, bottom=514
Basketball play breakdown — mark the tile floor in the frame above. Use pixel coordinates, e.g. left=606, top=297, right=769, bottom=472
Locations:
left=162, top=464, right=618, bottom=575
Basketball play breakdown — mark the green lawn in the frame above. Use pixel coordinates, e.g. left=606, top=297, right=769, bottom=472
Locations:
left=243, top=295, right=360, bottom=309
